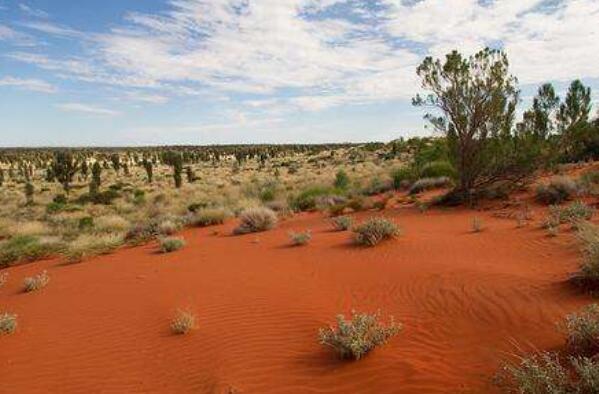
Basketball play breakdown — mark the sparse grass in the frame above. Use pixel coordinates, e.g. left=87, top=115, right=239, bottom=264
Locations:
left=12, top=221, right=51, bottom=237
left=471, top=216, right=483, bottom=233
left=564, top=304, right=599, bottom=356
left=158, top=219, right=180, bottom=235
left=289, top=230, right=312, bottom=246
left=93, top=214, right=130, bottom=233
left=0, top=312, right=17, bottom=335
left=331, top=215, right=353, bottom=231
left=23, top=270, right=50, bottom=292
left=353, top=217, right=400, bottom=246
left=0, top=235, right=57, bottom=267
left=319, top=311, right=402, bottom=360
left=159, top=236, right=186, bottom=253
left=234, top=207, right=277, bottom=235
left=170, top=309, right=197, bottom=335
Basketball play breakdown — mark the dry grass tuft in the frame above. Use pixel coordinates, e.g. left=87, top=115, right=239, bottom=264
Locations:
left=23, top=270, right=50, bottom=292
left=170, top=309, right=197, bottom=335
left=234, top=207, right=277, bottom=235
left=0, top=312, right=17, bottom=335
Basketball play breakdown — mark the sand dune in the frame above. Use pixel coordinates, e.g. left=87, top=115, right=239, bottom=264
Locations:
left=0, top=204, right=591, bottom=393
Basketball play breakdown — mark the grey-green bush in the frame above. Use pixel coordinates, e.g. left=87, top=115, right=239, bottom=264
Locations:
left=353, top=217, right=400, bottom=246
left=234, top=207, right=277, bottom=235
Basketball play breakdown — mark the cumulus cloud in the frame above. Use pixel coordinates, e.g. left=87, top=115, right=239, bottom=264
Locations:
left=0, top=76, right=56, bottom=93
left=56, top=103, right=120, bottom=116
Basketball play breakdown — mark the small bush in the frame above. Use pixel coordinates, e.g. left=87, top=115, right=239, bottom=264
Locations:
left=419, top=160, right=457, bottom=179
left=158, top=220, right=180, bottom=235
left=234, top=207, right=277, bottom=235
left=23, top=270, right=50, bottom=292
left=550, top=201, right=595, bottom=224
left=409, top=176, right=453, bottom=195
left=159, top=237, right=186, bottom=253
left=94, top=215, right=130, bottom=233
left=332, top=216, right=353, bottom=231
left=66, top=234, right=123, bottom=262
left=502, top=352, right=569, bottom=394
left=575, top=222, right=599, bottom=288
left=0, top=313, right=17, bottom=335
left=572, top=357, right=599, bottom=393
left=171, top=309, right=197, bottom=335
left=536, top=176, right=580, bottom=205
left=192, top=208, right=230, bottom=227
left=289, top=230, right=311, bottom=246
left=565, top=304, right=599, bottom=356
left=391, top=167, right=416, bottom=190
left=319, top=311, right=401, bottom=360
left=78, top=216, right=94, bottom=230
left=291, top=187, right=336, bottom=211
left=353, top=217, right=400, bottom=246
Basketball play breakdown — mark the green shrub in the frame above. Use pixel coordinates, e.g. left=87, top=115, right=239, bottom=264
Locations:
left=187, top=201, right=211, bottom=213
left=234, top=207, right=277, bottom=234
left=572, top=357, right=599, bottom=393
left=353, top=217, right=400, bottom=246
left=419, top=160, right=457, bottom=179
left=319, top=311, right=401, bottom=360
left=362, top=177, right=393, bottom=196
left=0, top=313, right=17, bottom=335
left=192, top=208, right=230, bottom=227
left=159, top=237, right=186, bottom=253
left=391, top=167, right=416, bottom=190
left=289, top=230, right=311, bottom=246
left=291, top=187, right=336, bottom=211
left=550, top=201, right=595, bottom=224
left=332, top=216, right=353, bottom=231
left=536, top=176, right=580, bottom=205
left=565, top=304, right=599, bottom=356
left=0, top=236, right=56, bottom=267
left=334, top=170, right=350, bottom=190
left=78, top=216, right=94, bottom=230
left=575, top=222, right=599, bottom=288
left=46, top=201, right=66, bottom=214
left=23, top=270, right=50, bottom=292
left=502, top=352, right=569, bottom=394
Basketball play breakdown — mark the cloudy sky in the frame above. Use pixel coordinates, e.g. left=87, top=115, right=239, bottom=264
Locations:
left=1, top=0, right=598, bottom=146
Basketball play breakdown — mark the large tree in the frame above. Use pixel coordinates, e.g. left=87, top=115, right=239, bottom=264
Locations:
left=413, top=48, right=537, bottom=201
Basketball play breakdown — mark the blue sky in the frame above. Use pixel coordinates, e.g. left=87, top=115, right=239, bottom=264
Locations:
left=1, top=0, right=598, bottom=147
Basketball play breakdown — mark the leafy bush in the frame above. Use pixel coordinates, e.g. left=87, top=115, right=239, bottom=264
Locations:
left=23, top=270, right=50, bottom=292
left=159, top=237, right=186, bottom=253
left=0, top=313, right=17, bottom=335
left=289, top=230, right=311, bottom=246
left=409, top=176, right=453, bottom=194
left=0, top=236, right=57, bottom=267
left=171, top=309, right=196, bottom=335
left=332, top=216, right=353, bottom=231
left=192, top=208, right=230, bottom=227
left=419, top=160, right=457, bottom=179
left=353, top=217, right=400, bottom=246
left=234, top=207, right=277, bottom=234
left=319, top=311, right=402, bottom=360
left=565, top=304, right=599, bottom=356
left=536, top=176, right=581, bottom=205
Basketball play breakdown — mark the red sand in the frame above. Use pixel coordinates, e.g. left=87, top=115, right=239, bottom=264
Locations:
left=0, top=203, right=592, bottom=393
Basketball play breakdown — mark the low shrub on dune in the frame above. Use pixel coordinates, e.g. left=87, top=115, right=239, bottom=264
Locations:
left=289, top=230, right=311, bottom=246
left=0, top=313, right=17, bottom=335
left=159, top=236, right=186, bottom=253
left=550, top=201, right=595, bottom=225
left=0, top=235, right=58, bottom=268
left=574, top=221, right=599, bottom=288
left=23, top=270, right=50, bottom=292
left=536, top=176, right=581, bottom=205
left=408, top=176, right=453, bottom=195
left=565, top=304, right=599, bottom=356
left=192, top=208, right=230, bottom=227
left=331, top=216, right=353, bottom=231
left=319, top=311, right=401, bottom=360
left=353, top=217, right=400, bottom=246
left=65, top=233, right=124, bottom=262
left=170, top=309, right=197, bottom=335
left=233, top=207, right=277, bottom=235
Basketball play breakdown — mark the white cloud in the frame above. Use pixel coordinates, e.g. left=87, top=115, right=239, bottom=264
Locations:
left=56, top=103, right=120, bottom=116
left=18, top=3, right=49, bottom=18
left=0, top=76, right=56, bottom=93
left=0, top=24, right=35, bottom=46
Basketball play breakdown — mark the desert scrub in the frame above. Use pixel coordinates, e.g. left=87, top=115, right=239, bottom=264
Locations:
left=408, top=176, right=453, bottom=195
left=549, top=201, right=595, bottom=225
left=158, top=219, right=180, bottom=235
left=0, top=235, right=57, bottom=267
left=575, top=221, right=599, bottom=288
left=353, top=217, right=400, bottom=246
left=65, top=233, right=124, bottom=262
left=170, top=309, right=197, bottom=335
left=192, top=208, right=230, bottom=227
left=536, top=176, right=581, bottom=205
left=319, top=311, right=401, bottom=360
left=93, top=214, right=130, bottom=233
left=0, top=313, right=17, bottom=335
left=159, top=237, right=186, bottom=253
left=23, top=270, right=50, bottom=292
left=289, top=230, right=311, bottom=246
left=233, top=207, right=277, bottom=235
left=331, top=216, right=353, bottom=231
left=564, top=304, right=599, bottom=355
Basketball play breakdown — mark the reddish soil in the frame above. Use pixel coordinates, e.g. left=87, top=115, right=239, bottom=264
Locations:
left=0, top=201, right=592, bottom=393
